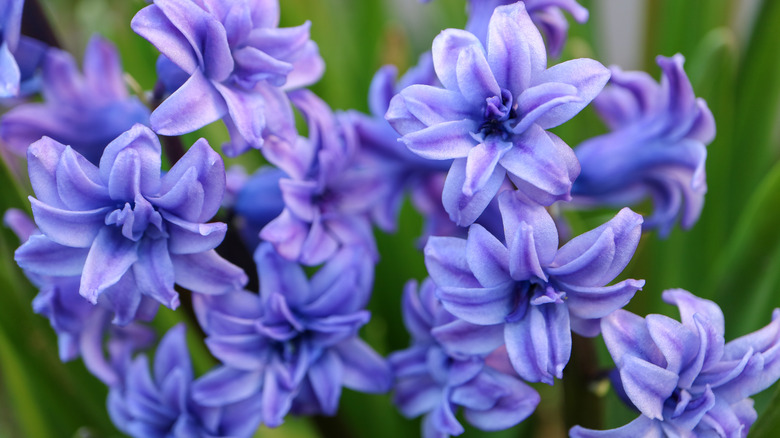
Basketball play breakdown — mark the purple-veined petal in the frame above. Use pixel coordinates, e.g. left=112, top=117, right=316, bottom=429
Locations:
left=398, top=85, right=473, bottom=127
left=401, top=119, right=477, bottom=160
left=466, top=224, right=511, bottom=287
left=432, top=319, right=504, bottom=356
left=532, top=58, right=610, bottom=129
left=504, top=302, right=571, bottom=384
left=463, top=139, right=512, bottom=196
left=488, top=2, right=547, bottom=93
left=56, top=147, right=111, bottom=210
left=192, top=366, right=263, bottom=406
left=455, top=44, right=500, bottom=106
left=99, top=124, right=162, bottom=196
left=28, top=137, right=67, bottom=208
left=436, top=282, right=515, bottom=326
left=14, top=234, right=89, bottom=276
left=29, top=198, right=108, bottom=248
left=442, top=157, right=506, bottom=226
left=549, top=207, right=642, bottom=287
left=424, top=235, right=480, bottom=288
left=501, top=125, right=578, bottom=205
left=431, top=29, right=483, bottom=93
left=133, top=237, right=178, bottom=309
left=498, top=190, right=559, bottom=269
left=213, top=82, right=266, bottom=152
left=644, top=314, right=697, bottom=376
left=618, top=354, right=678, bottom=420
left=512, top=81, right=580, bottom=134
left=570, top=415, right=662, bottom=438
left=164, top=213, right=226, bottom=254
left=462, top=370, right=540, bottom=431
left=131, top=4, right=199, bottom=74
left=308, top=350, right=343, bottom=415
left=560, top=279, right=644, bottom=322
left=662, top=289, right=724, bottom=336
left=171, top=250, right=247, bottom=294
left=80, top=227, right=139, bottom=303
left=601, top=309, right=665, bottom=366
left=151, top=70, right=227, bottom=136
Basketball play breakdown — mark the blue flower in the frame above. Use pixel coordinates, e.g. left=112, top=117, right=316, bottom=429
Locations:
left=4, top=209, right=155, bottom=385
left=132, top=0, right=324, bottom=156
left=1, top=35, right=150, bottom=164
left=466, top=0, right=588, bottom=58
left=386, top=2, right=608, bottom=226
left=571, top=289, right=780, bottom=437
left=108, top=324, right=264, bottom=438
left=260, top=90, right=383, bottom=265
left=390, top=278, right=540, bottom=438
left=14, top=124, right=247, bottom=325
left=425, top=190, right=644, bottom=384
left=572, top=55, right=715, bottom=237
left=0, top=0, right=25, bottom=97
left=191, top=243, right=391, bottom=428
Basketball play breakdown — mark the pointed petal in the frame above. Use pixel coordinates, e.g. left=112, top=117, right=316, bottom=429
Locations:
left=436, top=282, right=514, bottom=326
left=171, top=250, right=248, bottom=294
left=442, top=157, right=505, bottom=226
left=192, top=367, right=263, bottom=406
left=505, top=303, right=571, bottom=384
left=463, top=140, right=512, bottom=196
left=432, top=29, right=483, bottom=93
left=401, top=119, right=477, bottom=160
left=133, top=238, right=178, bottom=309
left=466, top=224, right=511, bottom=287
left=532, top=58, right=610, bottom=129
left=487, top=2, right=547, bottom=93
left=152, top=70, right=227, bottom=136
left=617, top=354, right=678, bottom=420
left=80, top=227, right=139, bottom=303
left=456, top=44, right=500, bottom=106
left=15, top=234, right=89, bottom=276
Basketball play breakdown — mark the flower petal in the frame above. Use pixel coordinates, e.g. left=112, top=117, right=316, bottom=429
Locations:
left=151, top=69, right=227, bottom=136
left=532, top=58, right=610, bottom=129
left=80, top=227, right=139, bottom=303
left=171, top=250, right=248, bottom=294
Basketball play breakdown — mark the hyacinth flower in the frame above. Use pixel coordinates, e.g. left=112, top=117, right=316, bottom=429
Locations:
left=260, top=90, right=383, bottom=265
left=13, top=124, right=247, bottom=325
left=131, top=0, right=324, bottom=156
left=425, top=190, right=644, bottom=384
left=391, top=278, right=540, bottom=438
left=571, top=289, right=780, bottom=437
left=191, top=243, right=392, bottom=428
left=466, top=0, right=588, bottom=58
left=350, top=53, right=455, bottom=237
left=4, top=209, right=156, bottom=385
left=0, top=35, right=150, bottom=164
left=386, top=2, right=609, bottom=226
left=572, top=54, right=715, bottom=237
left=108, top=324, right=264, bottom=438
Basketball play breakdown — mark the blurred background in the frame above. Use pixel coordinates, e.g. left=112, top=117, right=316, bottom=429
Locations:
left=1, top=0, right=779, bottom=436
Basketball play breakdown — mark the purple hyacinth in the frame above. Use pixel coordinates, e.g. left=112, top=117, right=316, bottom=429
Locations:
left=572, top=55, right=715, bottom=237
left=386, top=2, right=608, bottom=226
left=425, top=190, right=644, bottom=384
left=260, top=90, right=382, bottom=265
left=350, top=53, right=454, bottom=238
left=13, top=124, right=247, bottom=325
left=132, top=0, right=324, bottom=156
left=191, top=243, right=392, bottom=428
left=390, top=278, right=540, bottom=438
left=108, top=324, right=264, bottom=438
left=571, top=289, right=780, bottom=437
left=5, top=209, right=155, bottom=385
left=466, top=0, right=588, bottom=58
left=0, top=0, right=26, bottom=96
left=1, top=35, right=150, bottom=164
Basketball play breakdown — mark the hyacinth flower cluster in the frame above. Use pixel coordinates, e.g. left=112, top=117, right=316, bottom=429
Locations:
left=571, top=290, right=780, bottom=437
left=3, top=0, right=780, bottom=437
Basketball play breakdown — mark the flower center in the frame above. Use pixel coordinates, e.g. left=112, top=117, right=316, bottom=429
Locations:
left=476, top=88, right=517, bottom=141
left=105, top=196, right=165, bottom=241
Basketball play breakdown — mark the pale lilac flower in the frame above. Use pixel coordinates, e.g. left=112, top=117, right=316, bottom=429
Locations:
left=132, top=0, right=324, bottom=156
left=386, top=2, right=608, bottom=225
left=425, top=190, right=644, bottom=383
left=14, top=124, right=247, bottom=325
left=261, top=91, right=382, bottom=265
left=1, top=35, right=150, bottom=164
left=571, top=290, right=780, bottom=437
left=572, top=55, right=715, bottom=237
left=391, top=278, right=540, bottom=438
left=5, top=209, right=155, bottom=385
left=466, top=0, right=588, bottom=58
left=108, top=324, right=263, bottom=438
left=191, top=244, right=391, bottom=427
